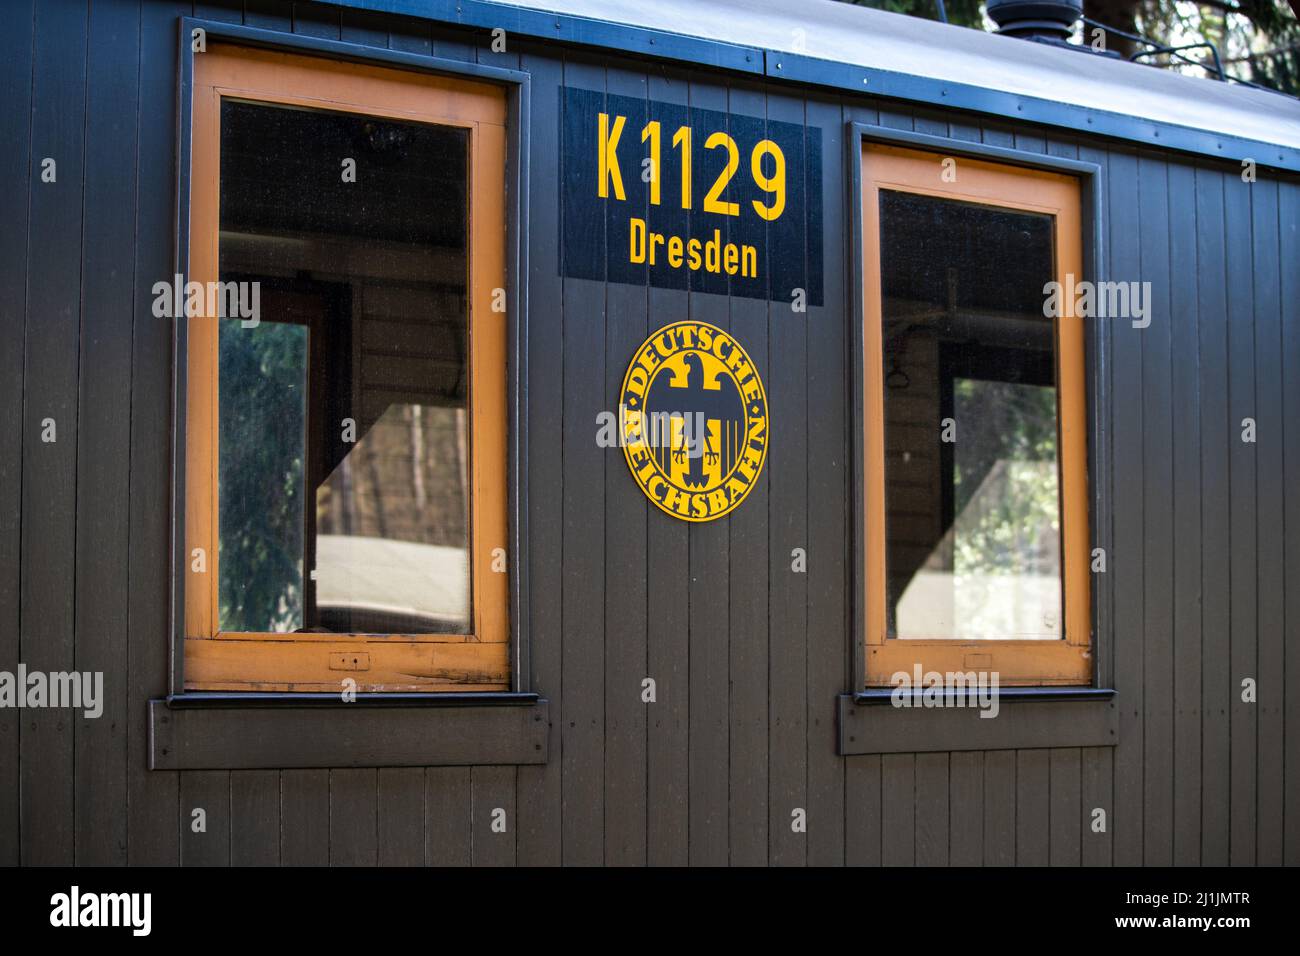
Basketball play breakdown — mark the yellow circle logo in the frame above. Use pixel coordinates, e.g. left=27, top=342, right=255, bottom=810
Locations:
left=620, top=321, right=768, bottom=522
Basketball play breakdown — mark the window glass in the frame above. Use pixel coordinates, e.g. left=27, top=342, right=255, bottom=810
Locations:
left=217, top=99, right=471, bottom=636
left=878, top=189, right=1062, bottom=640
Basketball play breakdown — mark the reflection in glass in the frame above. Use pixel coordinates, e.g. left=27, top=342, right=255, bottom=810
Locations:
left=217, top=99, right=471, bottom=635
left=879, top=190, right=1062, bottom=640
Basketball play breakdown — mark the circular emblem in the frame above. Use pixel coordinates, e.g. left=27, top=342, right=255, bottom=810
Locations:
left=620, top=321, right=768, bottom=522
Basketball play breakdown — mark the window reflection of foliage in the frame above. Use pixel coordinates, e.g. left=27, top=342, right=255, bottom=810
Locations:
left=218, top=320, right=306, bottom=633
left=953, top=380, right=1060, bottom=578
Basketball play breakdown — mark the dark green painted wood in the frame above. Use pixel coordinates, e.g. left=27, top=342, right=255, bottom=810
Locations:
left=471, top=766, right=516, bottom=866
left=1049, top=748, right=1081, bottom=866
left=425, top=767, right=471, bottom=866
left=558, top=56, right=608, bottom=868
left=1195, top=166, right=1232, bottom=867
left=1138, top=154, right=1174, bottom=866
left=643, top=67, right=691, bottom=870
left=126, top=0, right=187, bottom=869
left=726, top=82, right=772, bottom=869
left=1252, top=177, right=1284, bottom=866
left=329, top=769, right=378, bottom=866
left=1225, top=170, right=1258, bottom=866
left=1282, top=181, right=1300, bottom=866
left=1106, top=148, right=1145, bottom=866
left=72, top=0, right=140, bottom=868
left=845, top=755, right=881, bottom=866
left=181, top=771, right=230, bottom=866
left=881, top=754, right=915, bottom=866
left=1015, top=749, right=1050, bottom=866
left=514, top=50, right=564, bottom=868
left=948, top=751, right=983, bottom=866
left=377, top=768, right=425, bottom=866
left=231, top=770, right=280, bottom=866
left=983, top=750, right=1016, bottom=866
left=804, top=96, right=847, bottom=867
left=281, top=769, right=329, bottom=866
left=684, top=79, right=732, bottom=867
left=914, top=753, right=948, bottom=866
left=601, top=64, right=649, bottom=868
left=20, top=0, right=89, bottom=866
left=1167, top=161, right=1202, bottom=867
left=0, top=0, right=35, bottom=868
left=765, top=88, right=809, bottom=869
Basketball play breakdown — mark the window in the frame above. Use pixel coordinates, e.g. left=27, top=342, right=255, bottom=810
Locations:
left=183, top=44, right=508, bottom=692
left=861, top=144, right=1090, bottom=686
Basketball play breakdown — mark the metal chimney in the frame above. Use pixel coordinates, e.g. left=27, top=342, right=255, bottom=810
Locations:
left=985, top=0, right=1083, bottom=41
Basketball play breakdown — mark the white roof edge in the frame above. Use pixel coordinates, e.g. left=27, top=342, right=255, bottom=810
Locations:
left=488, top=0, right=1300, bottom=151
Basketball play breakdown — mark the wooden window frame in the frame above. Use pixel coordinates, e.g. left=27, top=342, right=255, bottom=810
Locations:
left=860, top=141, right=1092, bottom=687
left=182, top=42, right=509, bottom=693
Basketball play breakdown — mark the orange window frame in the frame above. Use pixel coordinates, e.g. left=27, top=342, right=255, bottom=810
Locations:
left=861, top=143, right=1091, bottom=687
left=184, top=44, right=509, bottom=692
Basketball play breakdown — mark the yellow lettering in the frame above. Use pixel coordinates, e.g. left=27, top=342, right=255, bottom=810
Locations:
left=599, top=112, right=626, bottom=200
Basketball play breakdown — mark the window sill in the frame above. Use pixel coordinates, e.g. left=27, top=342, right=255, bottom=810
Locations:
left=836, top=688, right=1117, bottom=755
left=148, top=692, right=549, bottom=770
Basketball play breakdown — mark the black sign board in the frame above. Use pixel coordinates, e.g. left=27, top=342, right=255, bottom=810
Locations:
left=561, top=87, right=823, bottom=306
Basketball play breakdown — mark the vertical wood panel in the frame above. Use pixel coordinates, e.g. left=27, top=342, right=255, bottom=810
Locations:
left=1251, top=177, right=1284, bottom=865
left=684, top=79, right=732, bottom=867
left=472, top=766, right=517, bottom=866
left=948, top=751, right=983, bottom=866
left=243, top=0, right=292, bottom=31
left=725, top=82, right=771, bottom=869
left=559, top=57, right=607, bottom=867
left=1282, top=182, right=1300, bottom=866
left=804, top=96, right=847, bottom=867
left=425, top=766, right=471, bottom=866
left=914, top=753, right=948, bottom=866
left=983, top=750, right=1015, bottom=865
left=1080, top=747, right=1113, bottom=866
left=329, top=769, right=378, bottom=866
left=0, top=0, right=34, bottom=868
left=20, top=0, right=88, bottom=866
left=292, top=1, right=340, bottom=39
left=181, top=771, right=229, bottom=866
left=644, top=69, right=691, bottom=868
left=1049, top=748, right=1081, bottom=866
left=72, top=0, right=140, bottom=868
left=1138, top=154, right=1173, bottom=866
left=845, top=755, right=881, bottom=866
left=766, top=90, right=809, bottom=867
left=1167, top=162, right=1202, bottom=866
left=126, top=0, right=187, bottom=869
left=231, top=770, right=280, bottom=866
left=601, top=65, right=649, bottom=868
left=1015, top=749, right=1050, bottom=866
left=281, top=769, right=329, bottom=866
left=1107, top=149, right=1144, bottom=865
left=378, top=767, right=425, bottom=866
left=1225, top=171, right=1257, bottom=866
left=515, top=51, right=565, bottom=868
left=881, top=754, right=914, bottom=866
left=1195, top=167, right=1231, bottom=865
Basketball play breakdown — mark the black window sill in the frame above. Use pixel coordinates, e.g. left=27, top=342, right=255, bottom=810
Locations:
left=149, top=692, right=549, bottom=770
left=837, top=688, right=1117, bottom=755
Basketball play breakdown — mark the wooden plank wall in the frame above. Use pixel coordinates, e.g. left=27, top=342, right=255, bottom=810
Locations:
left=0, top=0, right=1296, bottom=866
